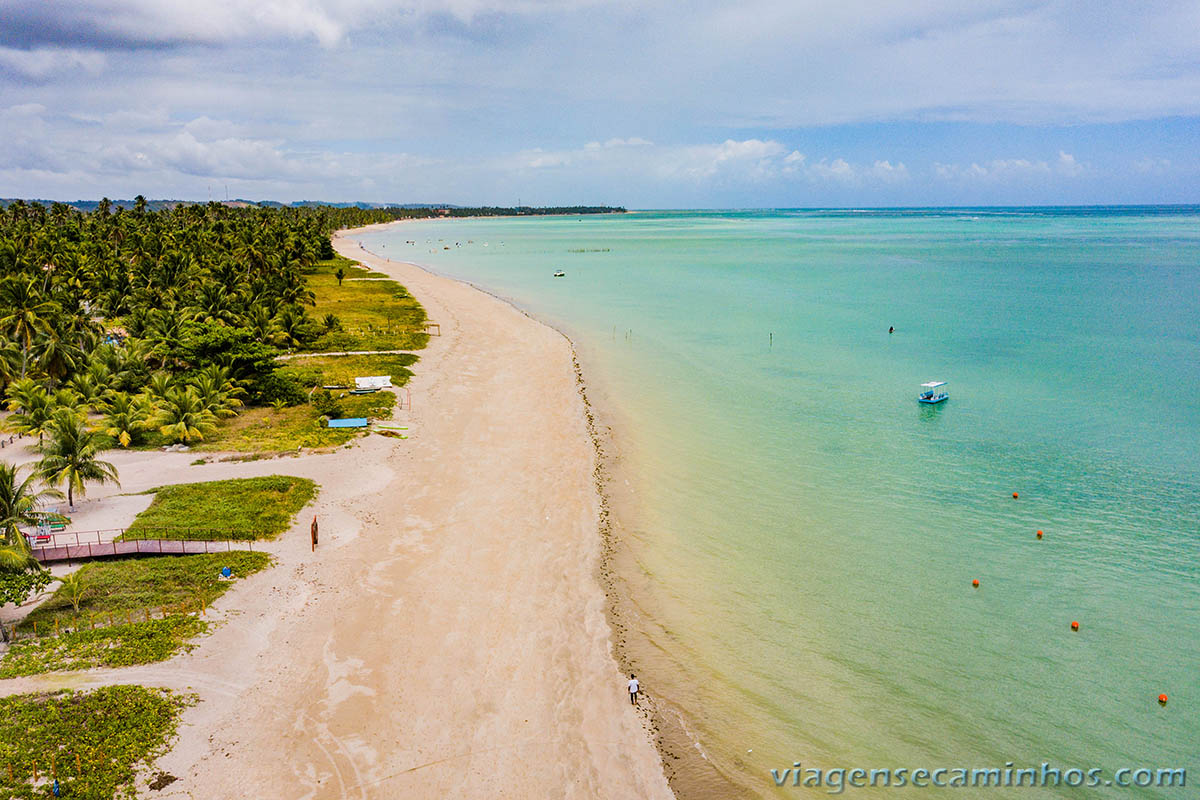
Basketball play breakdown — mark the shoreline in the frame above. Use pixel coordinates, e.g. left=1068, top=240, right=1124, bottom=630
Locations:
left=348, top=220, right=743, bottom=798
left=331, top=227, right=678, bottom=798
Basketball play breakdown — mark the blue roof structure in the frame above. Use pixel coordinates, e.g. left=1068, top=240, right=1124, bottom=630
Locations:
left=327, top=417, right=369, bottom=428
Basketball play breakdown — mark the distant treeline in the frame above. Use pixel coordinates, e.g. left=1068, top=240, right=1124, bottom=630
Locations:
left=415, top=206, right=626, bottom=217
left=1, top=198, right=626, bottom=217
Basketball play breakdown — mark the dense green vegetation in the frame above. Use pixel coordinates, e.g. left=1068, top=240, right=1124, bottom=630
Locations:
left=0, top=615, right=206, bottom=677
left=17, top=551, right=272, bottom=633
left=121, top=476, right=317, bottom=541
left=0, top=685, right=189, bottom=799
left=0, top=199, right=426, bottom=450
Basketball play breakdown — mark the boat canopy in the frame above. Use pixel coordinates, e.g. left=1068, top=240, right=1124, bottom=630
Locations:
left=920, top=381, right=947, bottom=389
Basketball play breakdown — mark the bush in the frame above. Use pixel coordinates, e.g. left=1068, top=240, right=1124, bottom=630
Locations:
left=253, top=372, right=308, bottom=407
left=311, top=388, right=343, bottom=419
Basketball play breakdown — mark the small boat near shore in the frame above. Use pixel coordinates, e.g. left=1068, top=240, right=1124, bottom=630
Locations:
left=918, top=380, right=949, bottom=404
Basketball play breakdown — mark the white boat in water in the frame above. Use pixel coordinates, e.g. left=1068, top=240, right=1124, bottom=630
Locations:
left=918, top=380, right=949, bottom=404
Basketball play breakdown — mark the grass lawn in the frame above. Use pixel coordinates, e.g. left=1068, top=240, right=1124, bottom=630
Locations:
left=305, top=255, right=430, bottom=352
left=0, top=686, right=190, bottom=798
left=277, top=352, right=418, bottom=388
left=121, top=476, right=317, bottom=541
left=17, top=551, right=272, bottom=633
left=194, top=405, right=359, bottom=452
left=0, top=616, right=206, bottom=677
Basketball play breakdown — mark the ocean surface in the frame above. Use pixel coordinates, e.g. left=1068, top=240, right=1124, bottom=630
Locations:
left=359, top=208, right=1200, bottom=798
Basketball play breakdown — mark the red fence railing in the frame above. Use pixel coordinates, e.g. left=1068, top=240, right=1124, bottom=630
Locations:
left=28, top=528, right=258, bottom=564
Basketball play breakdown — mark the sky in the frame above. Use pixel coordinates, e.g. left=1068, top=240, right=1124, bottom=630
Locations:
left=1, top=0, right=1198, bottom=208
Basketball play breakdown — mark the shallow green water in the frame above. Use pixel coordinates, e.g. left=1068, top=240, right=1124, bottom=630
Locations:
left=360, top=209, right=1199, bottom=797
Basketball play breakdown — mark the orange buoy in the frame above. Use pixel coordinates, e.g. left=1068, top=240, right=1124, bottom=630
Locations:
left=1036, top=529, right=1043, bottom=539
left=1070, top=620, right=1080, bottom=631
left=1158, top=694, right=1168, bottom=705
left=1012, top=492, right=1019, bottom=499
left=972, top=579, right=980, bottom=587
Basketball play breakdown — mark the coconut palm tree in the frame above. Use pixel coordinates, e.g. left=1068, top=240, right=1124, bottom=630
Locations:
left=0, top=461, right=63, bottom=545
left=153, top=386, right=217, bottom=443
left=144, top=371, right=175, bottom=402
left=190, top=365, right=244, bottom=419
left=101, top=392, right=153, bottom=448
left=67, top=370, right=107, bottom=411
left=59, top=568, right=89, bottom=614
left=35, top=408, right=120, bottom=510
left=33, top=332, right=83, bottom=388
left=274, top=304, right=317, bottom=349
left=4, top=380, right=53, bottom=442
left=0, top=340, right=20, bottom=392
left=245, top=305, right=280, bottom=344
left=0, top=276, right=59, bottom=378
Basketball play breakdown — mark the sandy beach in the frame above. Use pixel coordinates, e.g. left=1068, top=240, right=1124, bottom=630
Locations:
left=0, top=223, right=673, bottom=799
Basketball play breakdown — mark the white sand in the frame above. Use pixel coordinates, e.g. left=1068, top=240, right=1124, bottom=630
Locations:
left=0, top=225, right=673, bottom=799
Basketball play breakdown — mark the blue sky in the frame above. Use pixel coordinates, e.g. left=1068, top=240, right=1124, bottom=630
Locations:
left=0, top=0, right=1197, bottom=207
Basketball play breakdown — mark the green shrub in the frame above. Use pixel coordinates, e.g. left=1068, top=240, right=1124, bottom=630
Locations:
left=0, top=686, right=190, bottom=799
left=0, top=615, right=206, bottom=677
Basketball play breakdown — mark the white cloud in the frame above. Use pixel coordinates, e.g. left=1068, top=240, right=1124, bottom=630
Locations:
left=1056, top=151, right=1084, bottom=177
left=1132, top=156, right=1171, bottom=174
left=584, top=137, right=654, bottom=150
left=2, top=103, right=46, bottom=118
left=935, top=152, right=1085, bottom=182
left=0, top=46, right=105, bottom=79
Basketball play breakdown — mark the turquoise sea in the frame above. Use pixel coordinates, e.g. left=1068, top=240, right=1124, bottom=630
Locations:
left=359, top=209, right=1199, bottom=798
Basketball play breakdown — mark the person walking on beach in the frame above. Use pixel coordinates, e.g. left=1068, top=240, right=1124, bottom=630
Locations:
left=628, top=674, right=640, bottom=705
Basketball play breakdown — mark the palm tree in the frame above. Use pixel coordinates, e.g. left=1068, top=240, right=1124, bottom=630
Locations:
left=153, top=387, right=217, bottom=443
left=101, top=392, right=152, bottom=448
left=67, top=369, right=107, bottom=410
left=0, top=461, right=63, bottom=545
left=0, top=276, right=59, bottom=378
left=144, top=371, right=175, bottom=401
left=190, top=365, right=244, bottom=419
left=274, top=305, right=317, bottom=349
left=59, top=568, right=90, bottom=614
left=34, top=333, right=83, bottom=388
left=191, top=281, right=240, bottom=326
left=4, top=380, right=53, bottom=442
left=0, top=461, right=60, bottom=610
left=144, top=307, right=190, bottom=368
left=0, top=340, right=19, bottom=392
left=36, top=408, right=120, bottom=510
left=245, top=305, right=280, bottom=344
